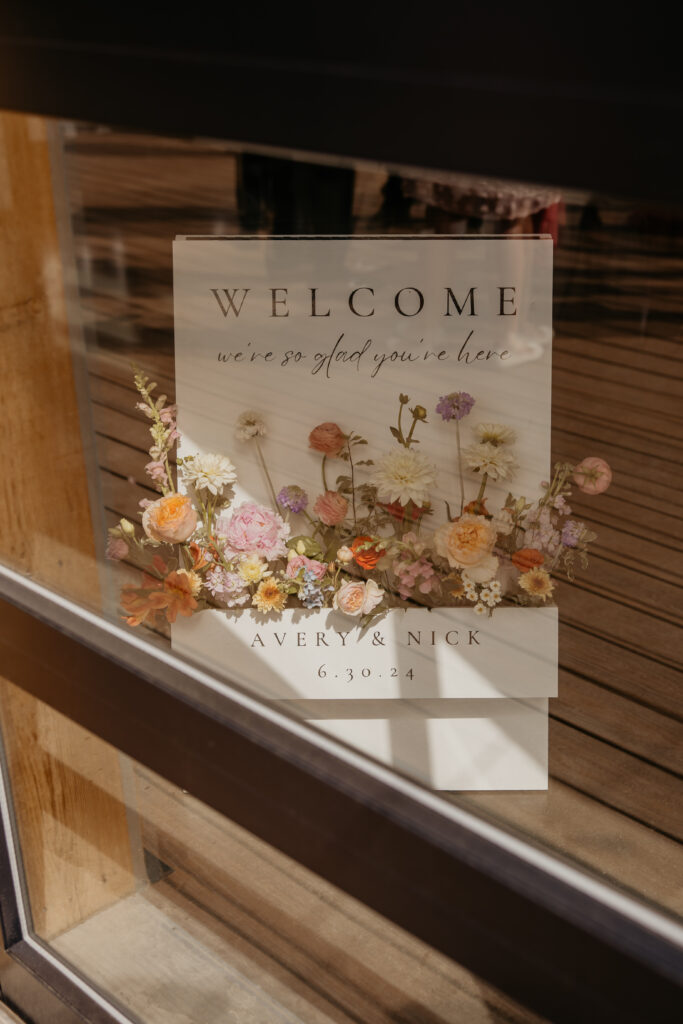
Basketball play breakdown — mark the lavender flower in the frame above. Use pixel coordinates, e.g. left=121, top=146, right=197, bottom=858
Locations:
left=436, top=391, right=475, bottom=422
left=561, top=520, right=584, bottom=548
left=277, top=485, right=309, bottom=513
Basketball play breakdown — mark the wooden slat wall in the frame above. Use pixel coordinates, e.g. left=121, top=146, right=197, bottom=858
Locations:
left=59, top=128, right=683, bottom=922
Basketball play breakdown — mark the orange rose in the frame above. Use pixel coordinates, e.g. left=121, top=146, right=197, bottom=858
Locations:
left=511, top=548, right=544, bottom=571
left=351, top=535, right=382, bottom=570
left=433, top=514, right=498, bottom=583
left=142, top=493, right=197, bottom=544
left=308, top=422, right=346, bottom=456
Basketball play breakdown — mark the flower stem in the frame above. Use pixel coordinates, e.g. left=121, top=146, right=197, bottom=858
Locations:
left=455, top=417, right=465, bottom=515
left=476, top=471, right=489, bottom=505
left=255, top=439, right=280, bottom=511
left=321, top=455, right=330, bottom=493
left=347, top=442, right=358, bottom=528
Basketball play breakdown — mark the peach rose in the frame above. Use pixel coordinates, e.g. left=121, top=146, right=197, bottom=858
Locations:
left=142, top=493, right=197, bottom=544
left=309, top=422, right=346, bottom=456
left=573, top=457, right=612, bottom=495
left=313, top=490, right=348, bottom=526
left=433, top=514, right=498, bottom=583
left=333, top=578, right=384, bottom=617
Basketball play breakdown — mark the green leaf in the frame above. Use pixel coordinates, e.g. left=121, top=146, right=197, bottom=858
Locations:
left=389, top=426, right=401, bottom=440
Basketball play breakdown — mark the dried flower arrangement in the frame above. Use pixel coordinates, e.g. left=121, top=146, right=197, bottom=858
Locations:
left=109, top=370, right=611, bottom=629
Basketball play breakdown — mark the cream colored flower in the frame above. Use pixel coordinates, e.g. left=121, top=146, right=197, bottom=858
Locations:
left=463, top=442, right=517, bottom=481
left=372, top=449, right=437, bottom=506
left=183, top=452, right=237, bottom=495
left=336, top=545, right=354, bottom=563
left=434, top=514, right=498, bottom=585
left=518, top=567, right=554, bottom=601
left=475, top=423, right=517, bottom=446
left=238, top=555, right=271, bottom=584
left=473, top=601, right=487, bottom=615
left=235, top=411, right=267, bottom=441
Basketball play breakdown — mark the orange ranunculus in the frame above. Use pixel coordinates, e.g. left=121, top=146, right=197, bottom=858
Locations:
left=142, top=493, right=197, bottom=544
left=511, top=547, right=545, bottom=571
left=308, top=422, right=346, bottom=456
left=351, top=535, right=382, bottom=571
left=463, top=498, right=489, bottom=516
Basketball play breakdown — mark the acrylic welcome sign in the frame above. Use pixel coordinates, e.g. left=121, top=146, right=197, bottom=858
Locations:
left=112, top=235, right=617, bottom=788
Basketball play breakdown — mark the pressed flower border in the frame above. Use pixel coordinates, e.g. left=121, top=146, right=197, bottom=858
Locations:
left=110, top=371, right=611, bottom=632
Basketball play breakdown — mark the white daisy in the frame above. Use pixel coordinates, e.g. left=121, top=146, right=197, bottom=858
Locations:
left=235, top=411, right=267, bottom=441
left=183, top=452, right=237, bottom=495
left=489, top=580, right=502, bottom=595
left=463, top=442, right=517, bottom=481
left=372, top=448, right=437, bottom=506
left=475, top=422, right=517, bottom=446
left=473, top=601, right=487, bottom=615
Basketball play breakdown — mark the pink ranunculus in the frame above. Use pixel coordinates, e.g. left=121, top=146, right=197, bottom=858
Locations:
left=217, top=502, right=290, bottom=560
left=313, top=491, right=348, bottom=526
left=308, top=422, right=346, bottom=456
left=286, top=555, right=328, bottom=580
left=573, top=457, right=612, bottom=495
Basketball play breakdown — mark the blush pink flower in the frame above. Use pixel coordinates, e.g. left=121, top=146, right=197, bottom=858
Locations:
left=217, top=502, right=290, bottom=560
left=573, top=457, right=612, bottom=495
left=333, top=578, right=384, bottom=617
left=313, top=491, right=348, bottom=526
left=309, top=422, right=346, bottom=456
left=286, top=554, right=328, bottom=580
left=106, top=535, right=129, bottom=561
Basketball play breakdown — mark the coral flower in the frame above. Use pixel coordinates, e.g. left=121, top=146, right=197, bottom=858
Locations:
left=351, top=536, right=382, bottom=571
left=313, top=491, right=348, bottom=526
left=252, top=579, right=287, bottom=613
left=162, top=570, right=200, bottom=622
left=573, top=457, right=612, bottom=495
left=120, top=586, right=168, bottom=627
left=511, top=548, right=545, bottom=571
left=142, top=493, right=197, bottom=544
left=309, top=422, right=346, bottom=456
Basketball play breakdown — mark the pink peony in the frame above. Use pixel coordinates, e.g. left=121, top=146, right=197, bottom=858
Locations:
left=573, top=457, right=612, bottom=495
left=217, top=502, right=290, bottom=560
left=313, top=491, right=348, bottom=526
left=286, top=555, right=328, bottom=580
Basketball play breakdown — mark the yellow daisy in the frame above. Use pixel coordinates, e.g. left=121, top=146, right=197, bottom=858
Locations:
left=518, top=568, right=554, bottom=601
left=252, top=579, right=287, bottom=613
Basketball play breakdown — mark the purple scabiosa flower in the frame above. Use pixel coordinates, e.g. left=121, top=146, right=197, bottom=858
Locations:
left=277, top=485, right=309, bottom=513
left=561, top=520, right=584, bottom=548
left=436, top=391, right=475, bottom=422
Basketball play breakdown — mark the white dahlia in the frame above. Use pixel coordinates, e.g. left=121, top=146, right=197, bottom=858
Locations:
left=474, top=422, right=517, bottom=446
left=463, top=442, right=517, bottom=481
left=372, top=448, right=437, bottom=506
left=183, top=452, right=237, bottom=495
left=235, top=411, right=267, bottom=441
